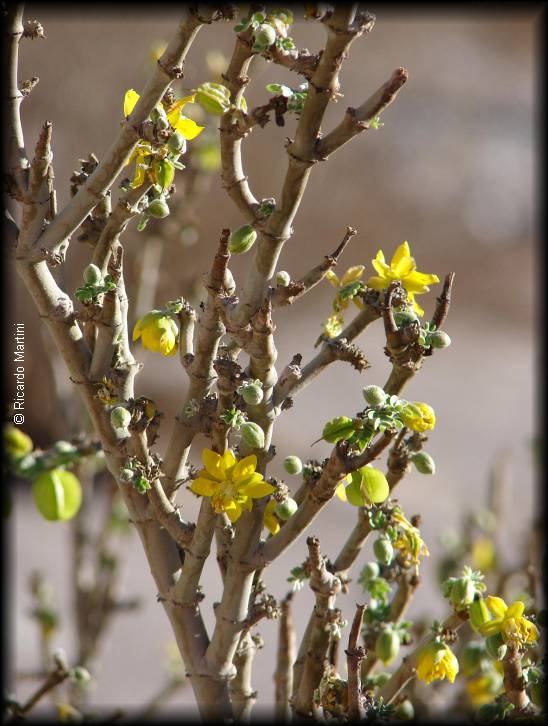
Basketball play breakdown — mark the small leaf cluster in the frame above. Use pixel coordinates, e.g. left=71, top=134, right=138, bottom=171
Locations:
left=75, top=273, right=116, bottom=303
left=220, top=406, right=248, bottom=431
left=266, top=82, right=308, bottom=113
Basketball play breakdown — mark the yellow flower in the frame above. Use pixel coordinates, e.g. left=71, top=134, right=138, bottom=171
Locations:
left=323, top=313, right=345, bottom=339
left=123, top=88, right=204, bottom=140
left=465, top=671, right=504, bottom=707
left=190, top=449, right=275, bottom=523
left=391, top=508, right=429, bottom=567
left=472, top=537, right=496, bottom=572
left=366, top=241, right=439, bottom=316
left=263, top=498, right=280, bottom=535
left=401, top=402, right=436, bottom=432
left=133, top=310, right=179, bottom=356
left=479, top=597, right=539, bottom=647
left=416, top=641, right=459, bottom=685
left=326, top=266, right=366, bottom=312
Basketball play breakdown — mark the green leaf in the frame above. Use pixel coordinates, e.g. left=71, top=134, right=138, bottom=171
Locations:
left=321, top=416, right=355, bottom=444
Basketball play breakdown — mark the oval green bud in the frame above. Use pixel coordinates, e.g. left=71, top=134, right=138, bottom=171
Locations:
left=373, top=536, right=394, bottom=566
left=147, top=198, right=170, bottom=219
left=228, top=224, right=257, bottom=254
left=395, top=699, right=415, bottom=720
left=393, top=310, right=418, bottom=328
left=345, top=474, right=365, bottom=507
left=411, top=451, right=436, bottom=475
left=241, top=422, right=265, bottom=450
left=375, top=628, right=400, bottom=665
left=360, top=466, right=389, bottom=505
left=83, top=263, right=103, bottom=285
left=460, top=641, right=485, bottom=676
left=196, top=82, right=231, bottom=116
left=70, top=666, right=91, bottom=684
left=485, top=633, right=507, bottom=661
left=4, top=424, right=33, bottom=459
left=167, top=130, right=186, bottom=153
left=153, top=158, right=175, bottom=191
left=254, top=23, right=277, bottom=47
left=469, top=597, right=491, bottom=632
left=275, top=497, right=298, bottom=521
left=110, top=406, right=132, bottom=430
left=119, top=468, right=135, bottom=483
left=373, top=672, right=390, bottom=688
left=32, top=469, right=82, bottom=522
left=276, top=270, right=291, bottom=287
left=150, top=106, right=169, bottom=130
left=283, top=455, right=303, bottom=475
left=430, top=330, right=451, bottom=349
left=362, top=385, right=387, bottom=407
left=449, top=578, right=476, bottom=610
left=361, top=561, right=380, bottom=582
left=240, top=383, right=263, bottom=406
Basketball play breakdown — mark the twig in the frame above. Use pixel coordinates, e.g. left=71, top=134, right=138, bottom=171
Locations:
left=346, top=604, right=367, bottom=721
left=275, top=594, right=296, bottom=722
left=502, top=645, right=530, bottom=711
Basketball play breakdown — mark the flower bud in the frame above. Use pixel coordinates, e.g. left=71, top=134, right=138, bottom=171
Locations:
left=53, top=440, right=75, bottom=454
left=53, top=647, right=69, bottom=671
left=110, top=406, right=132, bottom=430
left=83, top=263, right=103, bottom=285
left=395, top=699, right=414, bottom=720
left=276, top=270, right=291, bottom=287
left=373, top=536, right=394, bottom=566
left=241, top=421, right=265, bottom=450
left=275, top=497, right=298, bottom=521
left=449, top=577, right=476, bottom=610
left=70, top=666, right=91, bottom=684
left=196, top=82, right=231, bottom=116
left=393, top=310, right=418, bottom=328
left=411, top=451, right=436, bottom=475
left=283, top=455, right=303, bottom=475
left=240, top=382, right=263, bottom=406
left=430, top=331, right=451, bottom=349
left=469, top=597, right=491, bottom=632
left=485, top=633, right=507, bottom=661
left=167, top=130, right=186, bottom=153
left=147, top=198, right=170, bottom=219
left=362, top=385, right=387, bottom=407
left=254, top=23, right=277, bottom=47
left=150, top=106, right=170, bottom=130
left=3, top=424, right=33, bottom=458
left=361, top=561, right=380, bottom=582
left=228, top=224, right=257, bottom=254
left=32, top=469, right=82, bottom=522
left=360, top=466, right=389, bottom=506
left=119, top=468, right=135, bottom=483
left=460, top=641, right=485, bottom=675
left=375, top=628, right=401, bottom=665
left=345, top=475, right=365, bottom=507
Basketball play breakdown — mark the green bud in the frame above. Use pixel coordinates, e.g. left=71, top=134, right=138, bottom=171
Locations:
left=360, top=466, right=389, bottom=506
left=485, top=633, right=507, bottom=661
left=254, top=23, right=277, bottom=47
left=361, top=561, right=380, bottom=582
left=4, top=424, right=33, bottom=459
left=167, top=130, right=186, bottom=153
left=430, top=331, right=451, bottom=349
left=241, top=422, right=265, bottom=450
left=110, top=406, right=132, bottom=430
left=53, top=440, right=75, bottom=454
left=153, top=158, right=175, bottom=191
left=147, top=198, right=170, bottom=218
left=460, top=641, right=485, bottom=676
left=469, top=597, right=491, bottom=632
left=345, top=474, right=365, bottom=507
left=411, top=451, right=436, bottom=475
left=362, top=385, right=387, bottom=407
left=70, top=666, right=91, bottom=684
left=393, top=310, right=418, bottom=328
left=275, top=497, right=298, bottom=520
left=283, top=455, right=303, bottom=475
left=119, top=468, right=135, bottom=483
left=373, top=672, right=390, bottom=687
left=228, top=224, right=257, bottom=254
left=373, top=536, right=394, bottom=566
left=450, top=577, right=476, bottom=610
left=240, top=382, right=263, bottom=406
left=83, top=263, right=103, bottom=285
left=150, top=106, right=169, bottom=130
left=395, top=699, right=415, bottom=720
left=32, top=469, right=82, bottom=522
left=375, top=628, right=400, bottom=665
left=276, top=270, right=291, bottom=287
left=196, top=82, right=231, bottom=116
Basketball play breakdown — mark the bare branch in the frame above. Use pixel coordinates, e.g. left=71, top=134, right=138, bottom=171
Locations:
left=4, top=5, right=28, bottom=198
left=275, top=594, right=296, bottom=722
left=346, top=604, right=367, bottom=721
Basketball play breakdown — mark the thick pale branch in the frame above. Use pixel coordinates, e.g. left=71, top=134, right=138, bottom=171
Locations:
left=4, top=5, right=28, bottom=197
left=275, top=594, right=296, bottom=722
left=346, top=604, right=367, bottom=721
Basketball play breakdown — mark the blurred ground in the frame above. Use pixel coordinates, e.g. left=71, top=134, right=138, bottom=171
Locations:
left=7, top=5, right=539, bottom=718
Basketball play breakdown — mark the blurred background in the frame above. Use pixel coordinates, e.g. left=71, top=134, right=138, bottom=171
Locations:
left=7, top=4, right=539, bottom=718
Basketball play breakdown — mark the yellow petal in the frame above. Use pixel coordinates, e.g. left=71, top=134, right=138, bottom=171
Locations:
left=325, top=269, right=340, bottom=288
left=372, top=256, right=391, bottom=277
left=221, top=449, right=237, bottom=473
left=391, top=241, right=411, bottom=267
left=190, top=477, right=217, bottom=497
left=124, top=89, right=140, bottom=117
left=232, top=455, right=257, bottom=483
left=243, top=480, right=276, bottom=499
left=224, top=500, right=242, bottom=523
left=366, top=275, right=389, bottom=291
left=486, top=596, right=508, bottom=618
left=202, top=449, right=225, bottom=481
left=506, top=601, right=525, bottom=619
left=353, top=297, right=364, bottom=310
left=166, top=94, right=197, bottom=125
left=411, top=296, right=425, bottom=317
left=132, top=319, right=143, bottom=341
left=341, top=265, right=365, bottom=285
left=336, top=482, right=347, bottom=501
left=130, top=157, right=147, bottom=190
left=393, top=255, right=415, bottom=278
left=174, top=116, right=205, bottom=140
